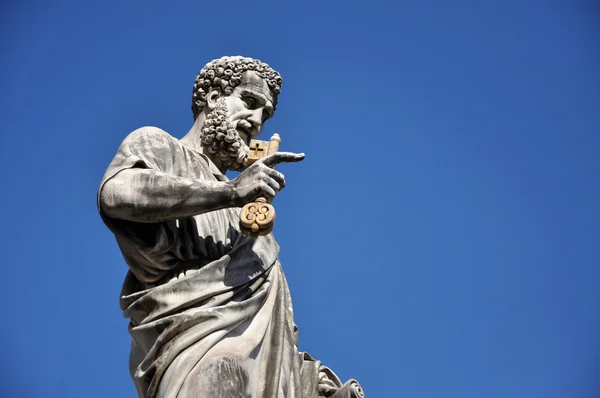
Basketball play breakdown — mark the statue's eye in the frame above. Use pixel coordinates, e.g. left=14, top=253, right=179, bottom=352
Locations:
left=243, top=97, right=256, bottom=108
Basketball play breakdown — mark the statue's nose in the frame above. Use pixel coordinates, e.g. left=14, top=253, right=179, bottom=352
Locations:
left=247, top=108, right=263, bottom=128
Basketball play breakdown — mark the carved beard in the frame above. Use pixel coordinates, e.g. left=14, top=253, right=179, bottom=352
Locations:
left=200, top=99, right=249, bottom=171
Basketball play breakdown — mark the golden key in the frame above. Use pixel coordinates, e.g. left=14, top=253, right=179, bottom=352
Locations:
left=239, top=134, right=281, bottom=236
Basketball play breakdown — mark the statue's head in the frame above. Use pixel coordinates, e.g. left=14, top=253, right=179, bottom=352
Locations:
left=191, top=56, right=282, bottom=171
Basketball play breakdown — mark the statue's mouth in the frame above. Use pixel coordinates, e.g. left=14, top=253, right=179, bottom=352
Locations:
left=236, top=120, right=252, bottom=145
left=238, top=131, right=249, bottom=145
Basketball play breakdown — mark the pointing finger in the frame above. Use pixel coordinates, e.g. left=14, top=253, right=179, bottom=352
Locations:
left=261, top=152, right=305, bottom=168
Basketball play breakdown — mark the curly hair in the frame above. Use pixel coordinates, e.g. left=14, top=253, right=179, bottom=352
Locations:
left=191, top=56, right=283, bottom=120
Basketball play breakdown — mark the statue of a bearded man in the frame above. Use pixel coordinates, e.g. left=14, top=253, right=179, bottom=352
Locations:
left=98, top=56, right=363, bottom=398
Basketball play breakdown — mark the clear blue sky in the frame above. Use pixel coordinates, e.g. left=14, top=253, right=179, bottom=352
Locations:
left=1, top=1, right=599, bottom=397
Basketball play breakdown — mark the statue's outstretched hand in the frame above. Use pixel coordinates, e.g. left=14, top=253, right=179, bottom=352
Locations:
left=231, top=152, right=305, bottom=206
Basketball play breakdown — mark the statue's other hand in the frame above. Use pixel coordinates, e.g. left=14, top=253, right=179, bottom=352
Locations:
left=231, top=152, right=305, bottom=206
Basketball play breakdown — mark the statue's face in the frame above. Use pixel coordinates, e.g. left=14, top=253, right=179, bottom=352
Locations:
left=199, top=71, right=277, bottom=172
left=222, top=71, right=275, bottom=144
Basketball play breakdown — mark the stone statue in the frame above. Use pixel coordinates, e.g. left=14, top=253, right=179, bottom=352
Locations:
left=98, top=56, right=364, bottom=398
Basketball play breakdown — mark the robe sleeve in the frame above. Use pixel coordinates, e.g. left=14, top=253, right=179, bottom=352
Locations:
left=98, top=126, right=183, bottom=193
left=98, top=127, right=188, bottom=281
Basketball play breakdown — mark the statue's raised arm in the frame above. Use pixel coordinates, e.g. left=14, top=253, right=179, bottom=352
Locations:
left=98, top=56, right=363, bottom=398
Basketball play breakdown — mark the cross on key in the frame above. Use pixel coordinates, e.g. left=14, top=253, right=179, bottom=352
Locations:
left=251, top=142, right=265, bottom=157
left=246, top=135, right=279, bottom=166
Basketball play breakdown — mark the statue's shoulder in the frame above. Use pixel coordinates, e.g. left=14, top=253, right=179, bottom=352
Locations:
left=124, top=126, right=177, bottom=143
left=117, top=126, right=182, bottom=154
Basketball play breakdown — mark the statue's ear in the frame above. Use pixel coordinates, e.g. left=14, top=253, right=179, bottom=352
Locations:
left=206, top=89, right=221, bottom=111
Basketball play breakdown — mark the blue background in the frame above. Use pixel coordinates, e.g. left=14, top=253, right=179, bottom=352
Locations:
left=1, top=1, right=599, bottom=397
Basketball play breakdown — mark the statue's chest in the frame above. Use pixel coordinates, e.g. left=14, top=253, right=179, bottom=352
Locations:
left=173, top=150, right=219, bottom=182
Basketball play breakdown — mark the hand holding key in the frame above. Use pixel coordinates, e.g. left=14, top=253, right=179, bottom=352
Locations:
left=232, top=134, right=304, bottom=236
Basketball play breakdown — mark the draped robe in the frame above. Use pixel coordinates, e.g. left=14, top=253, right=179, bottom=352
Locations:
left=98, top=127, right=355, bottom=398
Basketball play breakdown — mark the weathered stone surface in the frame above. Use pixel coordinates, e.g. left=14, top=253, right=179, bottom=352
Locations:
left=98, top=56, right=363, bottom=397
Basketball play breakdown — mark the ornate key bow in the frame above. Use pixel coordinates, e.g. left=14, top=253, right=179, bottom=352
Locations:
left=240, top=134, right=281, bottom=236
